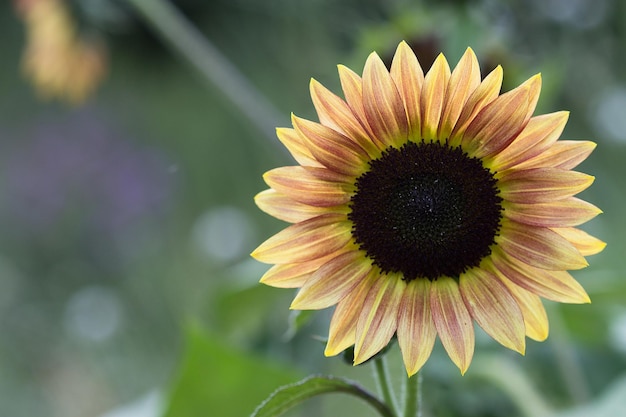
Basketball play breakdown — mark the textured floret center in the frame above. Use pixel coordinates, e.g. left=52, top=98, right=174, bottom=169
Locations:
left=349, top=141, right=503, bottom=281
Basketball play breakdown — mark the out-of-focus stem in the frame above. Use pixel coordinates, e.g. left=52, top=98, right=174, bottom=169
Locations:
left=126, top=0, right=287, bottom=148
left=403, top=372, right=422, bottom=417
left=373, top=356, right=399, bottom=417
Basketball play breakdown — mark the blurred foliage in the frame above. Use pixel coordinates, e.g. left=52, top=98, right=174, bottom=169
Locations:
left=0, top=0, right=625, bottom=416
left=163, top=324, right=300, bottom=417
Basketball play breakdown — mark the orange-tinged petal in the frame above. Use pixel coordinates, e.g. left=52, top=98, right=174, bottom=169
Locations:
left=497, top=168, right=595, bottom=204
left=497, top=276, right=549, bottom=341
left=497, top=220, right=588, bottom=270
left=251, top=213, right=352, bottom=264
left=523, top=74, right=542, bottom=120
left=353, top=274, right=405, bottom=365
left=260, top=252, right=341, bottom=288
left=291, top=249, right=371, bottom=310
left=438, top=48, right=481, bottom=140
left=460, top=268, right=525, bottom=353
left=325, top=270, right=377, bottom=356
left=491, top=247, right=590, bottom=303
left=337, top=64, right=368, bottom=126
left=503, top=197, right=602, bottom=227
left=310, top=78, right=381, bottom=157
left=552, top=227, right=607, bottom=256
left=255, top=189, right=345, bottom=223
left=431, top=276, right=474, bottom=374
left=276, top=127, right=322, bottom=167
left=390, top=41, right=424, bottom=141
left=397, top=278, right=437, bottom=376
left=462, top=75, right=542, bottom=159
left=516, top=140, right=597, bottom=170
left=489, top=111, right=569, bottom=171
left=264, top=166, right=354, bottom=207
left=449, top=65, right=503, bottom=147
left=362, top=52, right=409, bottom=148
left=420, top=54, right=451, bottom=141
left=292, top=114, right=369, bottom=176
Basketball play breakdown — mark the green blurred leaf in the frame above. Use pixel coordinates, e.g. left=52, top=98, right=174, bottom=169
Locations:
left=251, top=375, right=393, bottom=417
left=163, top=324, right=301, bottom=417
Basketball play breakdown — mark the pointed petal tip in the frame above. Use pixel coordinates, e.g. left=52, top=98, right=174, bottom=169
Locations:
left=323, top=348, right=334, bottom=357
left=250, top=247, right=263, bottom=261
left=431, top=52, right=450, bottom=68
left=365, top=51, right=383, bottom=66
left=352, top=351, right=370, bottom=366
left=461, top=46, right=478, bottom=61
left=289, top=294, right=316, bottom=311
left=459, top=363, right=471, bottom=376
left=336, top=63, right=350, bottom=72
left=309, top=77, right=320, bottom=90
left=395, top=41, right=419, bottom=59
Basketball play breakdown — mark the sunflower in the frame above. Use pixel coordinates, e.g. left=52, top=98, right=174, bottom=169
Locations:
left=251, top=42, right=605, bottom=375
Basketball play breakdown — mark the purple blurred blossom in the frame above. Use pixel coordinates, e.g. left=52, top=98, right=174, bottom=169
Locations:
left=1, top=110, right=175, bottom=239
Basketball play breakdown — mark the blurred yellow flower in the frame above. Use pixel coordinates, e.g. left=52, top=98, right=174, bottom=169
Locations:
left=16, top=0, right=107, bottom=103
left=252, top=42, right=605, bottom=375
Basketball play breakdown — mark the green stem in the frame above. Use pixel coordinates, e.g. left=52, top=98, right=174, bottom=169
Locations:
left=373, top=356, right=399, bottom=417
left=403, top=372, right=422, bottom=417
left=125, top=0, right=286, bottom=148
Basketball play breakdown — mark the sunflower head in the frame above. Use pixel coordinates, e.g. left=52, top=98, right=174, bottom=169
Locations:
left=252, top=42, right=605, bottom=375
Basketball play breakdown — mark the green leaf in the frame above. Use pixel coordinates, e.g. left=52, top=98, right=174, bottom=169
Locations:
left=251, top=375, right=394, bottom=417
left=163, top=324, right=301, bottom=417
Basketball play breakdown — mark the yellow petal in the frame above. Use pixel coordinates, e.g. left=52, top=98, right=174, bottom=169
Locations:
left=397, top=278, right=437, bottom=376
left=497, top=168, right=595, bottom=204
left=255, top=189, right=345, bottom=223
left=390, top=41, right=425, bottom=141
left=251, top=213, right=352, bottom=264
left=497, top=220, right=588, bottom=271
left=491, top=247, right=590, bottom=303
left=438, top=48, right=481, bottom=140
left=460, top=268, right=525, bottom=354
left=353, top=274, right=404, bottom=365
left=264, top=166, right=353, bottom=207
left=552, top=227, right=607, bottom=256
left=291, top=249, right=371, bottom=310
left=497, top=275, right=549, bottom=341
left=420, top=54, right=451, bottom=141
left=430, top=276, right=475, bottom=374
left=337, top=64, right=370, bottom=130
left=449, top=65, right=503, bottom=147
left=489, top=111, right=569, bottom=171
left=362, top=52, right=409, bottom=148
left=292, top=114, right=369, bottom=176
left=260, top=252, right=341, bottom=288
left=516, top=140, right=597, bottom=170
left=276, top=127, right=322, bottom=167
left=462, top=76, right=542, bottom=159
left=325, top=270, right=377, bottom=356
left=310, top=78, right=381, bottom=157
left=503, top=197, right=602, bottom=227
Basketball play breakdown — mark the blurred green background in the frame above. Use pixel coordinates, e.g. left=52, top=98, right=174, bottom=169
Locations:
left=0, top=0, right=624, bottom=416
